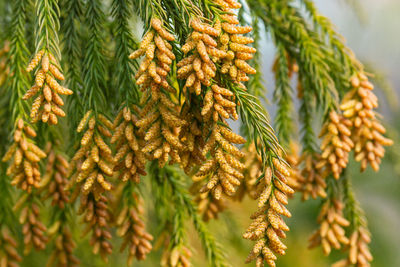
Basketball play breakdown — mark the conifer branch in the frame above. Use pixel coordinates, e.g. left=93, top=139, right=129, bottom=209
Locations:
left=273, top=44, right=294, bottom=147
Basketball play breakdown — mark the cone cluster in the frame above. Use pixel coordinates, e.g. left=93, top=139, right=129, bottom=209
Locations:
left=243, top=159, right=294, bottom=267
left=24, top=50, right=72, bottom=124
left=79, top=194, right=112, bottom=261
left=161, top=245, right=192, bottom=267
left=219, top=1, right=256, bottom=88
left=40, top=144, right=70, bottom=209
left=19, top=202, right=48, bottom=253
left=71, top=111, right=113, bottom=198
left=112, top=106, right=147, bottom=183
left=131, top=18, right=186, bottom=167
left=191, top=182, right=226, bottom=222
left=0, top=227, right=22, bottom=267
left=177, top=18, right=222, bottom=95
left=298, top=153, right=327, bottom=200
left=317, top=111, right=354, bottom=179
left=340, top=73, right=393, bottom=171
left=332, top=227, right=372, bottom=267
left=2, top=119, right=46, bottom=192
left=47, top=226, right=79, bottom=267
left=193, top=124, right=246, bottom=200
left=308, top=199, right=350, bottom=255
left=115, top=193, right=153, bottom=264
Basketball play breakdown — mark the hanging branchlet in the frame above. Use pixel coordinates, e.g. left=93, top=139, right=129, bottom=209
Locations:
left=272, top=45, right=296, bottom=146
left=340, top=73, right=393, bottom=171
left=0, top=226, right=22, bottom=267
left=2, top=119, right=46, bottom=192
left=317, top=111, right=354, bottom=179
left=308, top=197, right=350, bottom=256
left=13, top=195, right=48, bottom=254
left=70, top=111, right=114, bottom=198
left=114, top=186, right=153, bottom=264
left=243, top=159, right=294, bottom=267
left=39, top=143, right=70, bottom=208
left=298, top=152, right=327, bottom=200
left=78, top=193, right=113, bottom=261
left=131, top=18, right=185, bottom=167
left=177, top=18, right=222, bottom=95
left=178, top=101, right=206, bottom=174
left=193, top=123, right=246, bottom=200
left=332, top=176, right=373, bottom=267
left=46, top=223, right=79, bottom=267
left=190, top=182, right=226, bottom=222
left=112, top=106, right=147, bottom=183
left=24, top=0, right=71, bottom=124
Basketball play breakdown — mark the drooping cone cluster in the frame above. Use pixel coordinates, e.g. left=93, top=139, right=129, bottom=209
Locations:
left=333, top=227, right=372, bottom=267
left=47, top=225, right=79, bottom=267
left=2, top=119, right=46, bottom=192
left=193, top=124, right=246, bottom=199
left=17, top=201, right=48, bottom=254
left=115, top=192, right=153, bottom=264
left=161, top=245, right=192, bottom=267
left=298, top=153, right=327, bottom=201
left=79, top=194, right=112, bottom=261
left=243, top=159, right=294, bottom=267
left=71, top=111, right=113, bottom=198
left=24, top=50, right=72, bottom=124
left=218, top=1, right=257, bottom=88
left=40, top=143, right=70, bottom=209
left=0, top=41, right=10, bottom=86
left=177, top=19, right=222, bottom=95
left=308, top=199, right=350, bottom=255
left=0, top=227, right=22, bottom=267
left=190, top=182, right=226, bottom=222
left=131, top=18, right=186, bottom=167
left=178, top=102, right=206, bottom=174
left=340, top=73, right=393, bottom=171
left=317, top=111, right=354, bottom=179
left=112, top=106, right=147, bottom=183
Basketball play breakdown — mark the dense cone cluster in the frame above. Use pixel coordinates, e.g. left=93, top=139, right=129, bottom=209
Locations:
left=71, top=111, right=113, bottom=197
left=309, top=199, right=350, bottom=255
left=298, top=153, right=327, bottom=200
left=47, top=225, right=79, bottom=267
left=2, top=119, right=46, bottom=192
left=284, top=144, right=303, bottom=192
left=201, top=84, right=239, bottom=122
left=340, top=73, right=393, bottom=171
left=131, top=18, right=186, bottom=167
left=333, top=227, right=372, bottom=267
left=243, top=159, right=294, bottom=267
left=317, top=111, right=354, bottom=179
left=193, top=124, right=246, bottom=199
left=177, top=18, right=221, bottom=95
left=24, top=50, right=72, bottom=124
left=161, top=245, right=192, bottom=267
left=79, top=194, right=112, bottom=261
left=0, top=227, right=22, bottom=267
left=112, top=106, right=147, bottom=183
left=191, top=182, right=226, bottom=221
left=115, top=193, right=153, bottom=264
left=19, top=202, right=48, bottom=253
left=0, top=41, right=10, bottom=86
left=40, top=144, right=70, bottom=208
left=178, top=103, right=206, bottom=174
left=218, top=1, right=256, bottom=88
